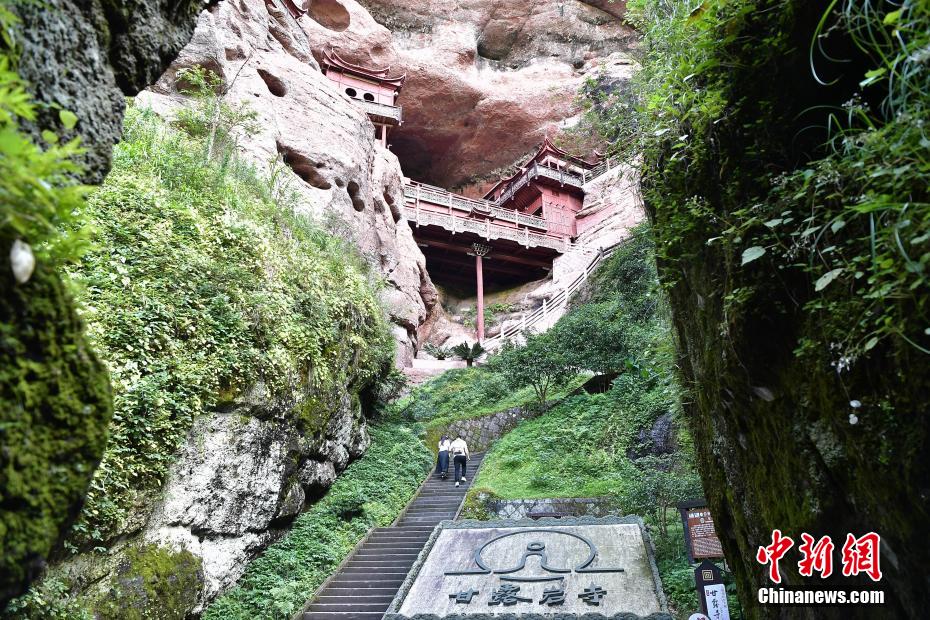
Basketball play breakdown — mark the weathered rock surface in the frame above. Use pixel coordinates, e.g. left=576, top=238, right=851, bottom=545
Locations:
left=12, top=0, right=204, bottom=182
left=137, top=0, right=437, bottom=365
left=299, top=0, right=637, bottom=189
left=143, top=388, right=369, bottom=606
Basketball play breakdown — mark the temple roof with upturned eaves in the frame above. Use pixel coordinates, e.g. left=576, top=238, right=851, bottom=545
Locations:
left=320, top=46, right=407, bottom=89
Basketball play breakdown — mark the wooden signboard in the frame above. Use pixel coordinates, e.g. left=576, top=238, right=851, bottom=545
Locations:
left=693, top=560, right=730, bottom=620
left=678, top=499, right=724, bottom=563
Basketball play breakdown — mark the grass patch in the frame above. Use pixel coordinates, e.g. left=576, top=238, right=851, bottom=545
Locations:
left=203, top=421, right=431, bottom=620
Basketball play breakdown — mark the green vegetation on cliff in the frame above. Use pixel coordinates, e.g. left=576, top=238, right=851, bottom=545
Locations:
left=0, top=7, right=112, bottom=605
left=596, top=0, right=930, bottom=616
left=63, top=105, right=395, bottom=548
left=204, top=421, right=431, bottom=620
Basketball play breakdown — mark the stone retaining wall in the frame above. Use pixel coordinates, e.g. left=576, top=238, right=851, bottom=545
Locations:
left=428, top=406, right=536, bottom=453
left=485, top=496, right=617, bottom=520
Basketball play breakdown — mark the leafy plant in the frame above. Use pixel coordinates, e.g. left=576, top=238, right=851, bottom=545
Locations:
left=173, top=66, right=260, bottom=163
left=451, top=341, right=485, bottom=367
left=489, top=333, right=575, bottom=407
left=61, top=106, right=394, bottom=548
left=423, top=342, right=453, bottom=360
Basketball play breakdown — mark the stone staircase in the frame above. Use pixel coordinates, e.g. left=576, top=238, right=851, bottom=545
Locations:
left=301, top=453, right=485, bottom=620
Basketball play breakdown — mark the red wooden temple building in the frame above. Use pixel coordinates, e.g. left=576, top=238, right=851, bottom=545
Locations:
left=321, top=52, right=618, bottom=341
left=405, top=139, right=614, bottom=340
left=320, top=47, right=405, bottom=146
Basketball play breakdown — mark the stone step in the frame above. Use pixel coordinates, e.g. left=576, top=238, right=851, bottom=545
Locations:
left=307, top=603, right=390, bottom=613
left=337, top=567, right=409, bottom=576
left=354, top=549, right=421, bottom=556
left=316, top=595, right=396, bottom=605
left=345, top=560, right=416, bottom=569
left=363, top=537, right=428, bottom=544
left=303, top=612, right=385, bottom=620
left=325, top=579, right=405, bottom=589
left=321, top=588, right=399, bottom=597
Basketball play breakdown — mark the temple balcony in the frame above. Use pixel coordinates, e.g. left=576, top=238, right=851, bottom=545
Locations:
left=497, top=162, right=586, bottom=205
left=403, top=181, right=567, bottom=253
left=361, top=99, right=403, bottom=125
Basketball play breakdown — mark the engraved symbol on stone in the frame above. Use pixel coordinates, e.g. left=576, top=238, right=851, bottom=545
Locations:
left=449, top=589, right=479, bottom=604
left=578, top=584, right=608, bottom=606
left=488, top=584, right=531, bottom=606
left=444, top=529, right=624, bottom=582
left=539, top=586, right=566, bottom=606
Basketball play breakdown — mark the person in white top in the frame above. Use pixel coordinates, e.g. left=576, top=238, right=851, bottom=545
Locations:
left=449, top=436, right=469, bottom=487
left=436, top=436, right=451, bottom=479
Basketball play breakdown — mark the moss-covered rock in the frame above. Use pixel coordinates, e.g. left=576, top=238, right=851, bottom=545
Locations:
left=631, top=1, right=930, bottom=616
left=0, top=235, right=112, bottom=606
left=12, top=0, right=202, bottom=182
left=95, top=545, right=202, bottom=620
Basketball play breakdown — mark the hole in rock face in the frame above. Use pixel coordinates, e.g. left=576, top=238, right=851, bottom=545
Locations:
left=225, top=47, right=245, bottom=61
left=307, top=0, right=350, bottom=31
left=347, top=181, right=365, bottom=211
left=257, top=68, right=287, bottom=97
left=277, top=142, right=332, bottom=190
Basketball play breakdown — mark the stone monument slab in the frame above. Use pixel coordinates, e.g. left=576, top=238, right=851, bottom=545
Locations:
left=385, top=517, right=672, bottom=620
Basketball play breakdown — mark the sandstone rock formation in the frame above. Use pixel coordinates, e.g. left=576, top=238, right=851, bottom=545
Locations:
left=137, top=0, right=437, bottom=365
left=298, top=0, right=637, bottom=189
left=142, top=384, right=369, bottom=606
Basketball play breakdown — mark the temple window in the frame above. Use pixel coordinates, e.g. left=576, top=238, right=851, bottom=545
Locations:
left=363, top=92, right=375, bottom=102
left=345, top=87, right=357, bottom=98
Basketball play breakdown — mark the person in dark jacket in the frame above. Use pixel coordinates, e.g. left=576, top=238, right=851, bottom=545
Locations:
left=436, top=436, right=451, bottom=479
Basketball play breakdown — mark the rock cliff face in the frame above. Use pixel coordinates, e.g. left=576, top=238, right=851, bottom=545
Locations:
left=13, top=0, right=204, bottom=182
left=299, top=0, right=637, bottom=189
left=138, top=0, right=437, bottom=365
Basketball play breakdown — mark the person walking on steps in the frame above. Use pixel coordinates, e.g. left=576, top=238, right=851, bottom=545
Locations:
left=436, top=435, right=451, bottom=479
left=450, top=435, right=469, bottom=487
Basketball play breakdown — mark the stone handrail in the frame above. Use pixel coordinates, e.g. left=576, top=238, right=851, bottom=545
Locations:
left=581, top=157, right=620, bottom=184
left=484, top=238, right=625, bottom=345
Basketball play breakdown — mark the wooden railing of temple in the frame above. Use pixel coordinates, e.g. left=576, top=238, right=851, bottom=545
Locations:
left=484, top=240, right=623, bottom=346
left=361, top=99, right=403, bottom=124
left=581, top=157, right=620, bottom=184
left=402, top=154, right=624, bottom=252
left=403, top=182, right=571, bottom=252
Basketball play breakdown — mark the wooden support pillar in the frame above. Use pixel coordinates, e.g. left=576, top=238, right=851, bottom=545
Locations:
left=473, top=243, right=490, bottom=342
